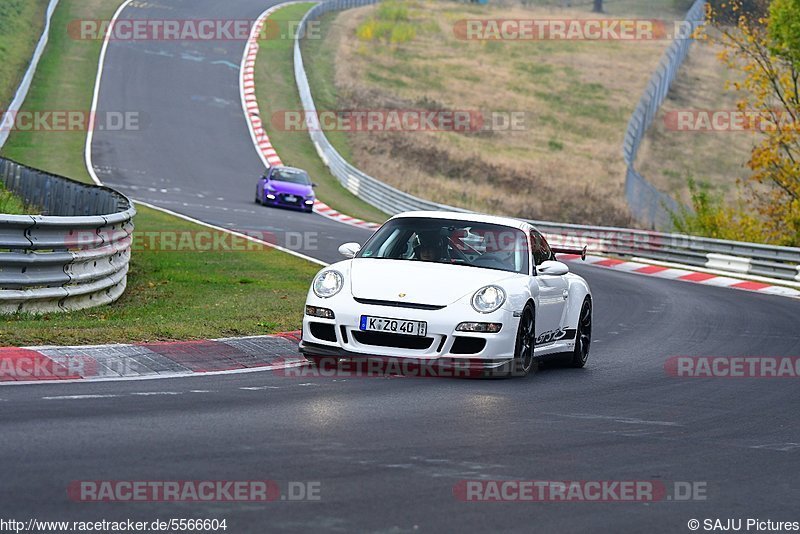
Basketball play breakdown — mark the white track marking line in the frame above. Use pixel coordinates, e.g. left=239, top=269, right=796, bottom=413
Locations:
left=42, top=394, right=119, bottom=400
left=85, top=0, right=136, bottom=186
left=133, top=200, right=328, bottom=266
left=0, top=0, right=61, bottom=149
left=2, top=360, right=307, bottom=387
left=546, top=413, right=682, bottom=427
left=84, top=0, right=328, bottom=268
left=750, top=443, right=800, bottom=452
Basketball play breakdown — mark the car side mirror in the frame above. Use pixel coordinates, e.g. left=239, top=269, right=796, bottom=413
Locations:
left=538, top=260, right=569, bottom=276
left=312, top=182, right=318, bottom=187
left=338, top=242, right=361, bottom=258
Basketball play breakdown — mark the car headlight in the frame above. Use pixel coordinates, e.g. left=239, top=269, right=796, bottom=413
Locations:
left=313, top=270, right=344, bottom=298
left=471, top=285, right=506, bottom=313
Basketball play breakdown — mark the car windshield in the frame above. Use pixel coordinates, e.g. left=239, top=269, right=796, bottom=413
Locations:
left=271, top=168, right=310, bottom=185
left=357, top=217, right=530, bottom=274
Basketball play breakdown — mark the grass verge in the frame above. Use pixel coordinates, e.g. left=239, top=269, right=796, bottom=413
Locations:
left=0, top=0, right=50, bottom=110
left=254, top=3, right=388, bottom=223
left=0, top=0, right=322, bottom=346
left=1, top=205, right=318, bottom=346
left=0, top=0, right=51, bottom=216
left=0, top=183, right=28, bottom=215
left=637, top=38, right=754, bottom=205
left=303, top=1, right=692, bottom=226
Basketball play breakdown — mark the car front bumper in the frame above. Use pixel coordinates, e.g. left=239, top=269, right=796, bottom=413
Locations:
left=263, top=194, right=314, bottom=210
left=301, top=292, right=520, bottom=365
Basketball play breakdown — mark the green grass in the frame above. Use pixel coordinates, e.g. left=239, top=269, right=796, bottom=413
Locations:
left=0, top=184, right=28, bottom=215
left=0, top=0, right=50, bottom=110
left=1, top=0, right=119, bottom=176
left=255, top=4, right=387, bottom=223
left=0, top=0, right=324, bottom=346
left=1, top=205, right=318, bottom=346
left=0, top=0, right=50, bottom=216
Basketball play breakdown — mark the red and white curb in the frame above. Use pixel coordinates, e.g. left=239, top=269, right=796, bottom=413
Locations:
left=240, top=4, right=381, bottom=231
left=0, top=332, right=306, bottom=385
left=559, top=254, right=800, bottom=299
left=312, top=201, right=381, bottom=229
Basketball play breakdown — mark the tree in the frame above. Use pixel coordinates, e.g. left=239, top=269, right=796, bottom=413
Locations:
left=701, top=0, right=800, bottom=245
left=769, top=0, right=800, bottom=63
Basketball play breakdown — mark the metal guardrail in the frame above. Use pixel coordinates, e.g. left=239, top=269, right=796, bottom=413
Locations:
left=295, top=0, right=799, bottom=284
left=622, top=0, right=707, bottom=229
left=529, top=220, right=800, bottom=283
left=295, top=0, right=469, bottom=216
left=0, top=158, right=136, bottom=314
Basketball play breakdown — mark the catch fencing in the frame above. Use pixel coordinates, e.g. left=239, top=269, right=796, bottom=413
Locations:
left=622, top=0, right=708, bottom=229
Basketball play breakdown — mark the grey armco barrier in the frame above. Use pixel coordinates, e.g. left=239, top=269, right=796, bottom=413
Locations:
left=622, top=0, right=707, bottom=229
left=294, top=0, right=469, bottom=216
left=0, top=158, right=136, bottom=314
left=294, top=0, right=800, bottom=284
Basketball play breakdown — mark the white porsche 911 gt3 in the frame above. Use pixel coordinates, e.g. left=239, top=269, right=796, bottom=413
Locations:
left=299, top=211, right=592, bottom=377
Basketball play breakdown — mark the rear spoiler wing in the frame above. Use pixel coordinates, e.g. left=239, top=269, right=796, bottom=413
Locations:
left=551, top=245, right=587, bottom=261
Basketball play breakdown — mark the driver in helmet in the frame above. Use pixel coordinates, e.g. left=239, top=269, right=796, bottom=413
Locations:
left=414, top=232, right=442, bottom=262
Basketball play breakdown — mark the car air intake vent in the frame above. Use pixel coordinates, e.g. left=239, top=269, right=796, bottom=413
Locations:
left=450, top=337, right=487, bottom=355
left=309, top=322, right=337, bottom=342
left=353, top=298, right=445, bottom=310
left=353, top=331, right=434, bottom=350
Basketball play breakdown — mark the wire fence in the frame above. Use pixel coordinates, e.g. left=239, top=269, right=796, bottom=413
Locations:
left=622, top=0, right=707, bottom=229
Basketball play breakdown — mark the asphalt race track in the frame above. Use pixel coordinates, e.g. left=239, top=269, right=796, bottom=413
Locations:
left=1, top=0, right=799, bottom=532
left=89, top=0, right=371, bottom=259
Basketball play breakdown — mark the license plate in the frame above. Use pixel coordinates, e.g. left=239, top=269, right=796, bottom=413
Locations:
left=360, top=315, right=427, bottom=337
left=284, top=195, right=297, bottom=203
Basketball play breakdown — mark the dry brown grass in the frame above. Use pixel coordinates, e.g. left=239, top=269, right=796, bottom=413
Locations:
left=637, top=38, right=756, bottom=204
left=323, top=1, right=681, bottom=225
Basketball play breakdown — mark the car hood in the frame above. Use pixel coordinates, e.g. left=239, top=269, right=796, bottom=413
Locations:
left=348, top=258, right=519, bottom=306
left=270, top=180, right=312, bottom=196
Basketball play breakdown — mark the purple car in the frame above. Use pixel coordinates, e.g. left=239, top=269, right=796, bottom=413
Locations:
left=255, top=166, right=316, bottom=213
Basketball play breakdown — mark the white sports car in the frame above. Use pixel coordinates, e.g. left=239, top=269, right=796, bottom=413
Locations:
left=299, top=211, right=592, bottom=377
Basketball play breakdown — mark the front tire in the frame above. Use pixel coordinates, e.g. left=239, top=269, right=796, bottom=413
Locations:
left=506, top=305, right=536, bottom=378
left=569, top=297, right=592, bottom=368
